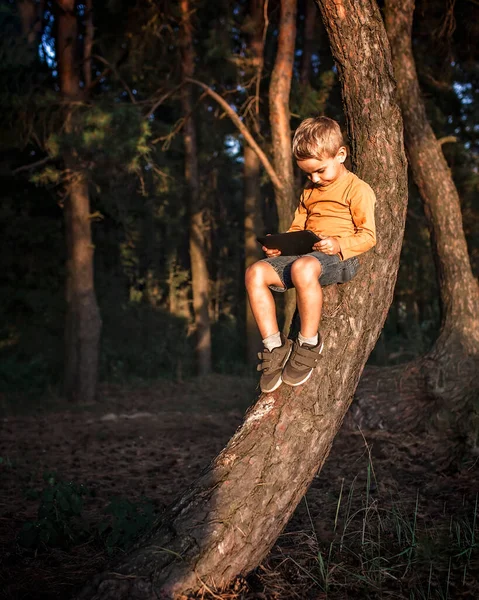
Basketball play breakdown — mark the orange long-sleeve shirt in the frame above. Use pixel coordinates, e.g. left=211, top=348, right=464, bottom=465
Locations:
left=288, top=171, right=376, bottom=260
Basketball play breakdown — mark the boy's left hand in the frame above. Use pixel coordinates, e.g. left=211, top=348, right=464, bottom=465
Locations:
left=314, top=236, right=341, bottom=255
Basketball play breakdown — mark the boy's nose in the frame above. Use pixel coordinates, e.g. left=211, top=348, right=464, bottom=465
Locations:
left=310, top=173, right=321, bottom=183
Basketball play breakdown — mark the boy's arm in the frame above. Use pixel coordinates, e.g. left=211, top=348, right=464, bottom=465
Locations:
left=287, top=194, right=307, bottom=232
left=337, top=184, right=376, bottom=260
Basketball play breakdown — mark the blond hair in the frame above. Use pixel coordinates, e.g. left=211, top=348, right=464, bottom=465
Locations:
left=292, top=116, right=345, bottom=160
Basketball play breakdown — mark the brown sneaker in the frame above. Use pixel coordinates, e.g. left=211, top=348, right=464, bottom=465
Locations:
left=257, top=335, right=293, bottom=393
left=282, top=335, right=324, bottom=387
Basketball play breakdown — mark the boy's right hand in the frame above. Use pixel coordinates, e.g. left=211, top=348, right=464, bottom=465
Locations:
left=262, top=246, right=281, bottom=257
left=262, top=234, right=281, bottom=257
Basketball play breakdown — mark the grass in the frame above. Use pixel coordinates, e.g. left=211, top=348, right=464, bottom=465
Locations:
left=268, top=459, right=479, bottom=599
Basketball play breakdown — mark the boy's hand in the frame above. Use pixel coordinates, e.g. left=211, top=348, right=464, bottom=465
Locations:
left=314, top=235, right=341, bottom=255
left=262, top=234, right=281, bottom=257
left=262, top=246, right=281, bottom=257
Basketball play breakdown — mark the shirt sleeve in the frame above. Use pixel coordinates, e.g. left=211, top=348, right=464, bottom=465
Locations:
left=337, top=182, right=377, bottom=260
left=287, top=194, right=308, bottom=232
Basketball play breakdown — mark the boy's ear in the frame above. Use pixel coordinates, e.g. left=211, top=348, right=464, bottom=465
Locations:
left=337, top=146, right=347, bottom=163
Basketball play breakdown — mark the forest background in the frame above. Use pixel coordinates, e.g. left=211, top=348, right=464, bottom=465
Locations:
left=1, top=0, right=477, bottom=400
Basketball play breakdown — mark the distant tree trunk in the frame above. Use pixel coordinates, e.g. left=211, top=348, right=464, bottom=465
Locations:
left=269, top=0, right=298, bottom=335
left=300, top=0, right=316, bottom=85
left=18, top=0, right=44, bottom=44
left=76, top=1, right=407, bottom=597
left=179, top=0, right=212, bottom=375
left=244, top=144, right=264, bottom=362
left=268, top=0, right=297, bottom=232
left=351, top=0, right=479, bottom=450
left=244, top=0, right=265, bottom=363
left=56, top=0, right=101, bottom=403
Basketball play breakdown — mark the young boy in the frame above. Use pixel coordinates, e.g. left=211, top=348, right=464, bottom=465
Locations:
left=245, top=116, right=376, bottom=393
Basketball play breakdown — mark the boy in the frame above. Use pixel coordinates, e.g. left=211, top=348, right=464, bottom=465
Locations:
left=245, top=116, right=376, bottom=393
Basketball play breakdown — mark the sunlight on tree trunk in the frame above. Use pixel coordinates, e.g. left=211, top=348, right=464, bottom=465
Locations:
left=351, top=0, right=479, bottom=453
left=180, top=0, right=212, bottom=376
left=269, top=0, right=298, bottom=335
left=57, top=0, right=101, bottom=403
left=75, top=0, right=407, bottom=596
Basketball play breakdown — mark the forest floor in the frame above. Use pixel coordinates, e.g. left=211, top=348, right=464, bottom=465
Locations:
left=1, top=374, right=478, bottom=600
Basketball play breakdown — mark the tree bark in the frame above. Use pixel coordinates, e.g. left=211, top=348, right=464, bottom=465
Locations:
left=56, top=0, right=101, bottom=403
left=179, top=0, right=212, bottom=375
left=76, top=0, right=406, bottom=597
left=350, top=0, right=479, bottom=448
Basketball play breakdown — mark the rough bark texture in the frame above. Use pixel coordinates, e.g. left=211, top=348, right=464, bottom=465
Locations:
left=180, top=0, right=212, bottom=375
left=268, top=0, right=297, bottom=232
left=350, top=0, right=479, bottom=449
left=75, top=0, right=407, bottom=597
left=57, top=0, right=101, bottom=403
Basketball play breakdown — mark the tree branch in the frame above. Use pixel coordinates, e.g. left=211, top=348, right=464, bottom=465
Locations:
left=12, top=156, right=51, bottom=174
left=145, top=83, right=184, bottom=119
left=185, top=77, right=283, bottom=192
left=438, top=135, right=457, bottom=146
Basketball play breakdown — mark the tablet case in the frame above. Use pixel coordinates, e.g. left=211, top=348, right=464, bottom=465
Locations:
left=257, top=230, right=321, bottom=256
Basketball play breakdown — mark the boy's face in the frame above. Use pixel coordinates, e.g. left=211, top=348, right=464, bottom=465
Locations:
left=296, top=147, right=347, bottom=187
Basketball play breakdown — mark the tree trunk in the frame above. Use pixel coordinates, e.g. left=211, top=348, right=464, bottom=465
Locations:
left=268, top=0, right=298, bottom=335
left=18, top=0, right=44, bottom=44
left=56, top=0, right=101, bottom=403
left=244, top=144, right=264, bottom=363
left=300, top=0, right=316, bottom=85
left=244, top=0, right=265, bottom=363
left=350, top=0, right=479, bottom=450
left=268, top=0, right=297, bottom=233
left=76, top=0, right=406, bottom=597
left=180, top=0, right=212, bottom=376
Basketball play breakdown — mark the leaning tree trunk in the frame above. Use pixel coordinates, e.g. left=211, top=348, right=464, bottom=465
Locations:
left=350, top=0, right=479, bottom=450
left=179, top=0, right=212, bottom=376
left=57, top=0, right=101, bottom=403
left=75, top=0, right=407, bottom=597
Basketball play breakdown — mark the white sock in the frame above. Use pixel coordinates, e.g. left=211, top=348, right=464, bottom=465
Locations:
left=298, top=332, right=319, bottom=347
left=263, top=331, right=282, bottom=352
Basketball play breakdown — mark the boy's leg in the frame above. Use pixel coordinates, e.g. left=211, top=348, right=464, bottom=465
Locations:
left=290, top=256, right=323, bottom=338
left=245, top=261, right=284, bottom=339
left=283, top=256, right=324, bottom=387
left=245, top=260, right=293, bottom=393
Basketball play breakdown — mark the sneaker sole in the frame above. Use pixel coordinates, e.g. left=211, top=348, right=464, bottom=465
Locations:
left=261, top=344, right=293, bottom=393
left=282, top=341, right=324, bottom=387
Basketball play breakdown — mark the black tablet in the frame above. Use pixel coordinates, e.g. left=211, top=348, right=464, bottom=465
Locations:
left=257, top=230, right=321, bottom=256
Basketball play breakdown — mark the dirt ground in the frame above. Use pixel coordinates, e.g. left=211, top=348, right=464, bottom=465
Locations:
left=1, top=375, right=478, bottom=600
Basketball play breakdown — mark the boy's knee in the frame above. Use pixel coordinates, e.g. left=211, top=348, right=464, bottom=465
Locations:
left=245, top=261, right=269, bottom=288
left=291, top=257, right=322, bottom=285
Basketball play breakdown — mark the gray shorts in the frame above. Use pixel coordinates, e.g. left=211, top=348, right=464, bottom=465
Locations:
left=261, top=252, right=360, bottom=293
